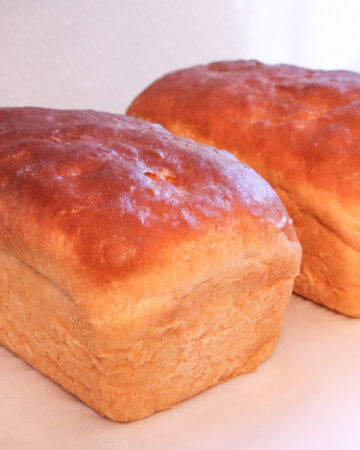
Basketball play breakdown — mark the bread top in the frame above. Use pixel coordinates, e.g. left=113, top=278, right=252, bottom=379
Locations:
left=127, top=60, right=360, bottom=208
left=0, top=107, right=299, bottom=315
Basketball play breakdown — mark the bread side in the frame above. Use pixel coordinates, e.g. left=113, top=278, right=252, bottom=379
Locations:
left=0, top=227, right=299, bottom=421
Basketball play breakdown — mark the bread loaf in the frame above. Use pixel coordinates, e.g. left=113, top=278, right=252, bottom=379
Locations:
left=127, top=60, right=360, bottom=317
left=0, top=107, right=301, bottom=421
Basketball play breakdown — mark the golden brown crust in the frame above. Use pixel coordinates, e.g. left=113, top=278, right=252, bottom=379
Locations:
left=0, top=107, right=296, bottom=303
left=127, top=60, right=360, bottom=206
left=0, top=107, right=301, bottom=420
left=127, top=60, right=360, bottom=316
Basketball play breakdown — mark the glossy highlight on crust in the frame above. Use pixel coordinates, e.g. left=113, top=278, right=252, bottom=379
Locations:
left=0, top=107, right=293, bottom=285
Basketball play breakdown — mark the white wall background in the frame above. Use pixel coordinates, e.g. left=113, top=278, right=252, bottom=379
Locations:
left=0, top=0, right=359, bottom=113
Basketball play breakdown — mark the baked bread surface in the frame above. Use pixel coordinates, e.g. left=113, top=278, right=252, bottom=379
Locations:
left=127, top=60, right=360, bottom=317
left=0, top=107, right=301, bottom=421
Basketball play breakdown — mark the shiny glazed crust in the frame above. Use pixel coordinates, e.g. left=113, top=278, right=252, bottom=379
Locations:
left=127, top=60, right=360, bottom=317
left=0, top=107, right=301, bottom=421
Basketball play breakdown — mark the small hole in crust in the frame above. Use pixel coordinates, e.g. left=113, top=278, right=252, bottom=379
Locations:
left=0, top=151, right=30, bottom=163
left=12, top=151, right=29, bottom=160
left=160, top=169, right=177, bottom=184
left=144, top=171, right=159, bottom=181
left=143, top=169, right=177, bottom=184
left=57, top=167, right=83, bottom=177
left=71, top=206, right=89, bottom=214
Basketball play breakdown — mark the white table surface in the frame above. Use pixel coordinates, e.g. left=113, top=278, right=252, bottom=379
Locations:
left=1, top=294, right=359, bottom=450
